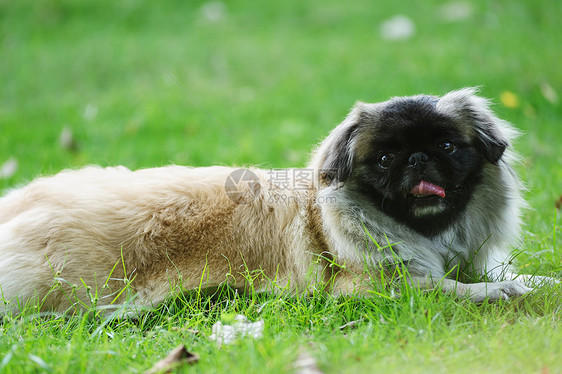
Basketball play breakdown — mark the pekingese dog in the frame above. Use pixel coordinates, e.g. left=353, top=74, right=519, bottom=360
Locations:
left=0, top=88, right=552, bottom=314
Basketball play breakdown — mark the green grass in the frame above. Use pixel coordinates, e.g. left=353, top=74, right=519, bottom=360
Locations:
left=1, top=0, right=561, bottom=372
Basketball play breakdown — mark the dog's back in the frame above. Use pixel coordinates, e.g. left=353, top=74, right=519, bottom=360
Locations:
left=0, top=165, right=322, bottom=314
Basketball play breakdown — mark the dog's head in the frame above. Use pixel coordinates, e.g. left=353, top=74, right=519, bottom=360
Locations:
left=310, top=88, right=517, bottom=236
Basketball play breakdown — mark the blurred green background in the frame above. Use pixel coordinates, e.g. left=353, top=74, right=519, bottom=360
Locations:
left=1, top=0, right=560, bottom=252
left=0, top=2, right=561, bottom=372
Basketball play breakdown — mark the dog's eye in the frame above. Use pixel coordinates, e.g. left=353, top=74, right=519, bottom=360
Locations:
left=379, top=154, right=395, bottom=168
left=439, top=142, right=457, bottom=154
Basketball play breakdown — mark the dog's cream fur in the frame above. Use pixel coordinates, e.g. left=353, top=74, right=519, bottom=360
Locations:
left=0, top=89, right=553, bottom=314
left=0, top=166, right=337, bottom=313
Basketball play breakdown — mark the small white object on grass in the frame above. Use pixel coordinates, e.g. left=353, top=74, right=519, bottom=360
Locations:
left=541, top=82, right=559, bottom=104
left=293, top=351, right=324, bottom=374
left=439, top=1, right=473, bottom=22
left=83, top=103, right=98, bottom=121
left=209, top=314, right=264, bottom=345
left=380, top=15, right=415, bottom=41
left=200, top=1, right=227, bottom=23
left=0, top=157, right=18, bottom=179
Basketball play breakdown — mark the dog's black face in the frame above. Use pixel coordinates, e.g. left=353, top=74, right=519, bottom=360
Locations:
left=353, top=98, right=487, bottom=236
left=320, top=94, right=509, bottom=237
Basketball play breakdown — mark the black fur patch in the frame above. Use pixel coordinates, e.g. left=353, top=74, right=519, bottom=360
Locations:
left=320, top=122, right=360, bottom=184
left=348, top=97, right=487, bottom=236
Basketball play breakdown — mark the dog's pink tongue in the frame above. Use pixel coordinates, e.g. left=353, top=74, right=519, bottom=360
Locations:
left=410, top=180, right=446, bottom=198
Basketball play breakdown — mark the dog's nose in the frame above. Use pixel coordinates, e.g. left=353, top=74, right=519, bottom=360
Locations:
left=408, top=152, right=428, bottom=167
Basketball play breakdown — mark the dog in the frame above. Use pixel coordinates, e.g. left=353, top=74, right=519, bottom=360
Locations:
left=0, top=88, right=551, bottom=314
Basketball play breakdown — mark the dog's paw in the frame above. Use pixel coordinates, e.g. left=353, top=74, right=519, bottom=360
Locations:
left=466, top=281, right=533, bottom=303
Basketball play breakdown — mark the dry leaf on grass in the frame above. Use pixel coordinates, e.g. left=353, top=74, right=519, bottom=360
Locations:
left=339, top=319, right=363, bottom=331
left=145, top=345, right=199, bottom=374
left=59, top=127, right=79, bottom=152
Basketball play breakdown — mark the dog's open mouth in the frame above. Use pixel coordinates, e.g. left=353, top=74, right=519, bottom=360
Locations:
left=409, top=180, right=446, bottom=199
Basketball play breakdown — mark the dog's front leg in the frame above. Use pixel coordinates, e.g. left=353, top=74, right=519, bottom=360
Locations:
left=410, top=276, right=533, bottom=303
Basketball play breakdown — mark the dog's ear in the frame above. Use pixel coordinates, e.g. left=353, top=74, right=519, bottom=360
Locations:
left=320, top=123, right=359, bottom=184
left=309, top=103, right=365, bottom=186
left=437, top=88, right=516, bottom=165
left=472, top=117, right=509, bottom=164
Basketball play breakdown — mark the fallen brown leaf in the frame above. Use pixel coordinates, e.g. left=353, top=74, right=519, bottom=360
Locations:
left=145, top=345, right=199, bottom=374
left=59, top=127, right=79, bottom=152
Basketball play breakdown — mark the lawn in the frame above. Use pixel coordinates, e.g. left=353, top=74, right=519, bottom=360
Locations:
left=1, top=0, right=561, bottom=372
